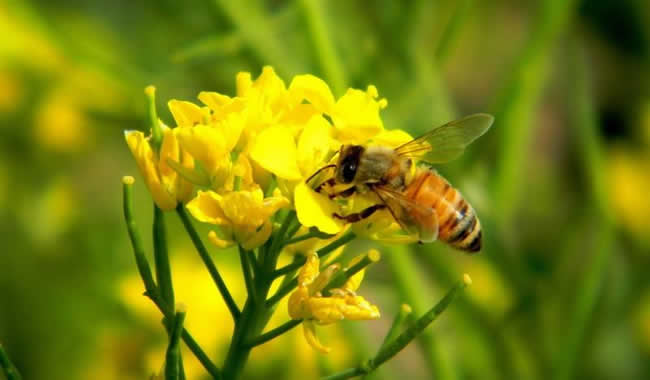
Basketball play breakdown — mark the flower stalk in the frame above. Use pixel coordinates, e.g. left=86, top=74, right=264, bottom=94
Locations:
left=165, top=306, right=187, bottom=380
left=122, top=68, right=482, bottom=379
left=0, top=343, right=22, bottom=380
left=322, top=275, right=471, bottom=380
left=176, top=205, right=240, bottom=320
left=122, top=177, right=221, bottom=379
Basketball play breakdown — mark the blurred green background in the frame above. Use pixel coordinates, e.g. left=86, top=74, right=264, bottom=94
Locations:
left=1, top=0, right=650, bottom=379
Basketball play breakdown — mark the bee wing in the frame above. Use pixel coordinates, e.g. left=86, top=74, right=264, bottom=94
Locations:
left=373, top=186, right=439, bottom=242
left=394, top=113, right=494, bottom=163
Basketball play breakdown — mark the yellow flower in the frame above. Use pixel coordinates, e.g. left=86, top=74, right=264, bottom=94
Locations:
left=186, top=187, right=289, bottom=250
left=288, top=252, right=380, bottom=353
left=125, top=123, right=194, bottom=211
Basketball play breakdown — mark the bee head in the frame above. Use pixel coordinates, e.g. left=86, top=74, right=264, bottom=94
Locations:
left=336, top=145, right=364, bottom=184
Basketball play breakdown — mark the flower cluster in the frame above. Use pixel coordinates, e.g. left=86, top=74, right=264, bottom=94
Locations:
left=288, top=251, right=380, bottom=353
left=124, top=67, right=411, bottom=353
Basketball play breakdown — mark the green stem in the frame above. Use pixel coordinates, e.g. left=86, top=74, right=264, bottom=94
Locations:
left=265, top=232, right=356, bottom=307
left=165, top=309, right=187, bottom=380
left=265, top=211, right=296, bottom=270
left=144, top=86, right=162, bottom=152
left=372, top=280, right=469, bottom=368
left=298, top=0, right=346, bottom=95
left=239, top=246, right=257, bottom=303
left=122, top=178, right=157, bottom=295
left=0, top=343, right=22, bottom=380
left=176, top=205, right=241, bottom=320
left=321, top=367, right=366, bottom=380
left=323, top=250, right=380, bottom=295
left=122, top=179, right=220, bottom=379
left=386, top=246, right=455, bottom=380
left=282, top=230, right=328, bottom=247
left=153, top=205, right=175, bottom=309
left=322, top=279, right=468, bottom=380
left=377, top=304, right=412, bottom=353
left=271, top=232, right=356, bottom=279
left=243, top=319, right=303, bottom=348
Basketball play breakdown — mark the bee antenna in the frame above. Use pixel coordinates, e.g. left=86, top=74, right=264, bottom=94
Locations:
left=306, top=164, right=337, bottom=184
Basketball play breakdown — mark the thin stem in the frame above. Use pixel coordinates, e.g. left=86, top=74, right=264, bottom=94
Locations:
left=176, top=205, right=241, bottom=320
left=243, top=319, right=303, bottom=348
left=153, top=205, right=175, bottom=309
left=265, top=278, right=298, bottom=308
left=321, top=367, right=366, bottom=380
left=283, top=230, right=321, bottom=246
left=323, top=250, right=380, bottom=295
left=150, top=292, right=222, bottom=379
left=377, top=304, right=412, bottom=353
left=239, top=245, right=257, bottom=303
left=386, top=246, right=455, bottom=380
left=144, top=86, right=162, bottom=152
left=0, top=343, right=22, bottom=380
left=180, top=329, right=220, bottom=379
left=165, top=309, right=187, bottom=380
left=323, top=276, right=469, bottom=380
left=272, top=232, right=356, bottom=278
left=122, top=179, right=220, bottom=379
left=122, top=177, right=157, bottom=295
left=266, top=232, right=356, bottom=307
left=372, top=278, right=469, bottom=368
left=266, top=211, right=296, bottom=269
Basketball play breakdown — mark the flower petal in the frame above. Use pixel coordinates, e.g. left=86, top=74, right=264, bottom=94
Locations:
left=176, top=124, right=228, bottom=174
left=370, top=129, right=413, bottom=148
left=303, top=321, right=331, bottom=354
left=332, top=86, right=387, bottom=144
left=295, top=182, right=343, bottom=234
left=289, top=74, right=335, bottom=114
left=297, top=115, right=332, bottom=177
left=168, top=100, right=207, bottom=127
left=186, top=191, right=228, bottom=225
left=250, top=125, right=302, bottom=180
left=124, top=130, right=177, bottom=210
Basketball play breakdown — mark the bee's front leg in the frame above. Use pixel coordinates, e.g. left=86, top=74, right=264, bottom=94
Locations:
left=333, top=204, right=386, bottom=223
left=328, top=186, right=356, bottom=200
left=314, top=178, right=336, bottom=194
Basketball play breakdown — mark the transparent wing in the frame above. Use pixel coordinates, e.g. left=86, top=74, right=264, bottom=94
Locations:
left=394, top=113, right=494, bottom=163
left=373, top=186, right=438, bottom=242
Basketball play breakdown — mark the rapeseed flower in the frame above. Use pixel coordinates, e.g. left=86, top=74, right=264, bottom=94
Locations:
left=125, top=121, right=194, bottom=211
left=288, top=252, right=380, bottom=353
left=187, top=188, right=289, bottom=250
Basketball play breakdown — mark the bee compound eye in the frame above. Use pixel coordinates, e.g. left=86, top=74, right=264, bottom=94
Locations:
left=342, top=162, right=356, bottom=183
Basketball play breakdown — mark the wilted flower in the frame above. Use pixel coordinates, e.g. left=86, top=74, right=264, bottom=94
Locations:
left=288, top=252, right=380, bottom=353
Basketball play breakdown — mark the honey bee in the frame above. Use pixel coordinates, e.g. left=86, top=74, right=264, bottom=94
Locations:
left=309, top=114, right=493, bottom=253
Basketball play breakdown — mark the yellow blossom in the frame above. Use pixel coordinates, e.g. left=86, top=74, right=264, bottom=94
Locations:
left=125, top=123, right=194, bottom=211
left=186, top=187, right=289, bottom=250
left=288, top=252, right=380, bottom=353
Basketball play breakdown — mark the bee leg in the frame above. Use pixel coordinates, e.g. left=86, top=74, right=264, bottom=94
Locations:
left=333, top=204, right=386, bottom=223
left=328, top=186, right=356, bottom=200
left=315, top=178, right=336, bottom=194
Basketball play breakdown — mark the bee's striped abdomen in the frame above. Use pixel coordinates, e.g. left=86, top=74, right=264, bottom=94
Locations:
left=406, top=170, right=482, bottom=253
